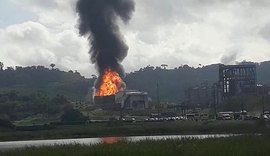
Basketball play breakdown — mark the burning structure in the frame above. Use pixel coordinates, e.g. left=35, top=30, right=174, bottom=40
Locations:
left=219, top=64, right=257, bottom=100
left=76, top=0, right=136, bottom=108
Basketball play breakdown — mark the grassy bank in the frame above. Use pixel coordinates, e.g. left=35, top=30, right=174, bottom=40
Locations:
left=0, top=120, right=269, bottom=141
left=1, top=135, right=270, bottom=156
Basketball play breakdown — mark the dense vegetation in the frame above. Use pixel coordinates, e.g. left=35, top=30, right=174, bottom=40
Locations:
left=0, top=91, right=74, bottom=121
left=0, top=65, right=92, bottom=100
left=125, top=64, right=218, bottom=102
left=0, top=61, right=269, bottom=124
left=1, top=135, right=270, bottom=156
left=0, top=61, right=270, bottom=103
left=125, top=61, right=270, bottom=102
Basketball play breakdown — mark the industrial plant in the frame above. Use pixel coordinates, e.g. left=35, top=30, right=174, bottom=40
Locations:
left=219, top=64, right=257, bottom=100
left=89, top=62, right=270, bottom=121
left=94, top=90, right=149, bottom=111
left=185, top=63, right=258, bottom=109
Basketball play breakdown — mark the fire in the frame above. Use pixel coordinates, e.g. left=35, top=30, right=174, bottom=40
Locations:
left=95, top=68, right=123, bottom=96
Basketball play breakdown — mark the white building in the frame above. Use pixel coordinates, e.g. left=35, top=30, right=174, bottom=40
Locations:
left=115, top=90, right=149, bottom=110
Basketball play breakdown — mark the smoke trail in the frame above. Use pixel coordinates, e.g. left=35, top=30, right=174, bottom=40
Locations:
left=220, top=49, right=238, bottom=65
left=76, top=0, right=135, bottom=80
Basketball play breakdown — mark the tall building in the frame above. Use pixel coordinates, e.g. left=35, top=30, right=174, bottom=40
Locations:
left=219, top=64, right=257, bottom=100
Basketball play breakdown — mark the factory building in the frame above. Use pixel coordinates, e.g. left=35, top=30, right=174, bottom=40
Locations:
left=115, top=90, right=149, bottom=110
left=94, top=90, right=149, bottom=110
left=184, top=63, right=257, bottom=108
left=219, top=64, right=257, bottom=100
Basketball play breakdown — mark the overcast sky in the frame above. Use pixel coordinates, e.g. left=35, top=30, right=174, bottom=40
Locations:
left=1, top=0, right=270, bottom=77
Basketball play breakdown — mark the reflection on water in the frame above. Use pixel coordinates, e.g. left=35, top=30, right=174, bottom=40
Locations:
left=0, top=134, right=240, bottom=150
left=101, top=137, right=121, bottom=144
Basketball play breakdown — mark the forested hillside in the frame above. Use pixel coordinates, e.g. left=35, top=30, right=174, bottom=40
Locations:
left=125, top=61, right=270, bottom=102
left=124, top=64, right=219, bottom=102
left=0, top=66, right=93, bottom=100
left=0, top=61, right=269, bottom=103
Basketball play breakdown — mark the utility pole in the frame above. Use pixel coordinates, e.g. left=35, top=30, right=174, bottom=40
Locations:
left=214, top=91, right=217, bottom=119
left=262, top=94, right=265, bottom=116
left=157, top=82, right=160, bottom=119
left=241, top=97, right=244, bottom=113
left=213, top=83, right=218, bottom=119
left=216, top=84, right=219, bottom=113
left=241, top=95, right=245, bottom=120
left=120, top=107, right=123, bottom=121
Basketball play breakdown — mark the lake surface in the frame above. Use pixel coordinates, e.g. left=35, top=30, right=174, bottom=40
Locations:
left=0, top=134, right=239, bottom=150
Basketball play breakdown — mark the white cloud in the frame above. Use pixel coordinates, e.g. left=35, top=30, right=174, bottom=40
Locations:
left=10, top=0, right=77, bottom=32
left=1, top=0, right=270, bottom=77
left=122, top=0, right=270, bottom=71
left=0, top=0, right=96, bottom=77
left=0, top=21, right=93, bottom=76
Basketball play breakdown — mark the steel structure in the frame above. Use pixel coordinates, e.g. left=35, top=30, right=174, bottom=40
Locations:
left=219, top=64, right=256, bottom=100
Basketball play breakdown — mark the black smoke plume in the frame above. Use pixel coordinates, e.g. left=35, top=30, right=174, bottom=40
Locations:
left=76, top=0, right=135, bottom=88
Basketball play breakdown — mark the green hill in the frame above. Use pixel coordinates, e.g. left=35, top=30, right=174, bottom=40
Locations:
left=125, top=64, right=218, bottom=102
left=125, top=61, right=270, bottom=102
left=0, top=61, right=270, bottom=103
left=0, top=66, right=93, bottom=100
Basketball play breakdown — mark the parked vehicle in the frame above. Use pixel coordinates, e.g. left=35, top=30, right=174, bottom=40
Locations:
left=244, top=115, right=259, bottom=120
left=263, top=114, right=270, bottom=120
left=218, top=112, right=234, bottom=120
left=186, top=114, right=195, bottom=120
left=222, top=114, right=232, bottom=120
left=200, top=113, right=209, bottom=120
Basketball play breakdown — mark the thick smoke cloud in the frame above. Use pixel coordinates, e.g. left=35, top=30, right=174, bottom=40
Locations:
left=76, top=0, right=135, bottom=80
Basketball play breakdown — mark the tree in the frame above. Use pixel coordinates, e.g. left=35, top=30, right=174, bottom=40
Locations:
left=0, top=118, right=14, bottom=129
left=6, top=67, right=14, bottom=71
left=75, top=70, right=81, bottom=75
left=50, top=63, right=55, bottom=70
left=0, top=62, right=4, bottom=70
left=61, top=108, right=87, bottom=123
left=15, top=66, right=23, bottom=71
left=91, top=74, right=97, bottom=79
left=161, top=64, right=168, bottom=69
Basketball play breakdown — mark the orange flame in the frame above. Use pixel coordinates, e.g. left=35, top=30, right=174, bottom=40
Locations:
left=95, top=68, right=123, bottom=96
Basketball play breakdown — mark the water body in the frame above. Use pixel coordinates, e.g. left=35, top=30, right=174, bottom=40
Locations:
left=0, top=134, right=239, bottom=150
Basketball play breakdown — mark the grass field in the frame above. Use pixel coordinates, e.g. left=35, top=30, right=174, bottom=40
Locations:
left=1, top=135, right=270, bottom=156
left=0, top=120, right=269, bottom=141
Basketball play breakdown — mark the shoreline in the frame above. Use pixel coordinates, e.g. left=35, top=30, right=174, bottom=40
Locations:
left=0, top=133, right=244, bottom=150
left=1, top=135, right=270, bottom=156
left=0, top=120, right=269, bottom=142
